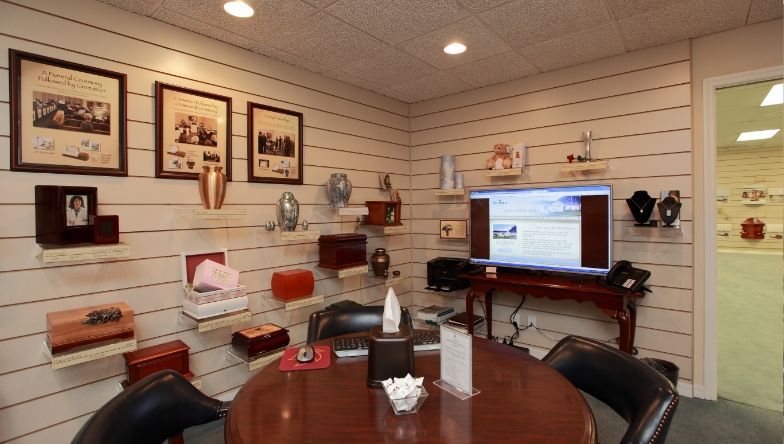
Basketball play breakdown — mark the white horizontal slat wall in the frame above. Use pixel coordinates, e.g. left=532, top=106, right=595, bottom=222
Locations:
left=0, top=1, right=410, bottom=442
left=408, top=41, right=694, bottom=387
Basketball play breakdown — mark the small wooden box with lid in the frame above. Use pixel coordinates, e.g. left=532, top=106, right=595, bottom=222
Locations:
left=318, top=233, right=367, bottom=270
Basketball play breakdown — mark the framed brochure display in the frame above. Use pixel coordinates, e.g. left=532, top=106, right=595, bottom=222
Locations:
left=247, top=102, right=303, bottom=185
left=155, top=82, right=232, bottom=180
left=9, top=50, right=127, bottom=176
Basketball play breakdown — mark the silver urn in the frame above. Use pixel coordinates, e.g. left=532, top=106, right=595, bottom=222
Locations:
left=276, top=192, right=300, bottom=231
left=326, top=173, right=352, bottom=208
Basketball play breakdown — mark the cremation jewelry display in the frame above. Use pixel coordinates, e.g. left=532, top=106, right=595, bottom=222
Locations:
left=626, top=191, right=656, bottom=225
left=657, top=196, right=681, bottom=226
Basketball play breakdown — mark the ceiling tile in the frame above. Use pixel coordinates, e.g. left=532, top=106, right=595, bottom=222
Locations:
left=520, top=23, right=625, bottom=72
left=602, top=0, right=684, bottom=20
left=374, top=87, right=416, bottom=103
left=479, top=0, right=611, bottom=48
left=618, top=0, right=749, bottom=51
left=152, top=7, right=258, bottom=49
left=389, top=72, right=472, bottom=102
left=398, top=17, right=511, bottom=69
left=252, top=43, right=331, bottom=73
left=455, top=0, right=516, bottom=14
left=747, top=0, right=783, bottom=24
left=98, top=0, right=162, bottom=16
left=449, top=51, right=539, bottom=87
left=322, top=69, right=384, bottom=91
left=326, top=0, right=471, bottom=45
left=263, top=12, right=387, bottom=69
left=302, top=0, right=339, bottom=8
left=336, top=47, right=437, bottom=87
left=160, top=0, right=316, bottom=43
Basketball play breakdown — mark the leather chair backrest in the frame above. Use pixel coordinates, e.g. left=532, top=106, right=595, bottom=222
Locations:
left=72, top=370, right=227, bottom=444
left=307, top=306, right=413, bottom=343
left=543, top=336, right=678, bottom=444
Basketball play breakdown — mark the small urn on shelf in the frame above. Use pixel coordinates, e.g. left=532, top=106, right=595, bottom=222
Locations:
left=740, top=217, right=765, bottom=240
left=276, top=192, right=300, bottom=232
left=370, top=248, right=390, bottom=277
left=327, top=173, right=352, bottom=208
left=198, top=165, right=227, bottom=209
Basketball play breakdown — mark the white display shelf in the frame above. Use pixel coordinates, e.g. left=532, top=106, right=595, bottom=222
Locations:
left=180, top=309, right=252, bottom=333
left=434, top=189, right=465, bottom=196
left=624, top=226, right=683, bottom=238
left=279, top=230, right=321, bottom=241
left=338, top=207, right=369, bottom=216
left=45, top=337, right=137, bottom=370
left=383, top=225, right=409, bottom=235
left=280, top=294, right=324, bottom=312
left=226, top=348, right=285, bottom=372
left=486, top=168, right=522, bottom=177
left=328, top=264, right=369, bottom=279
left=40, top=243, right=130, bottom=263
left=385, top=275, right=406, bottom=287
left=193, top=208, right=248, bottom=220
left=560, top=160, right=608, bottom=173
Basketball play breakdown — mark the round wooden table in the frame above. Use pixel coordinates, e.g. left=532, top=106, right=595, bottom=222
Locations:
left=226, top=336, right=596, bottom=443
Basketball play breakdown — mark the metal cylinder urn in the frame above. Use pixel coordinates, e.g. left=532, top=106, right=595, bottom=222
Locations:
left=276, top=192, right=300, bottom=232
left=198, top=165, right=227, bottom=209
left=440, top=155, right=455, bottom=189
left=326, top=173, right=352, bottom=208
left=370, top=248, right=390, bottom=277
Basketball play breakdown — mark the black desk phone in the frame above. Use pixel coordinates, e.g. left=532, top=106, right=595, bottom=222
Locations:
left=605, top=260, right=650, bottom=292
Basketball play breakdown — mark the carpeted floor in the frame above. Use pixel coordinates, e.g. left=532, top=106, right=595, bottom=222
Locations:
left=184, top=395, right=783, bottom=443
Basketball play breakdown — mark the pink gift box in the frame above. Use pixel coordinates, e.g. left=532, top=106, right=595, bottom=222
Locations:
left=192, top=259, right=239, bottom=292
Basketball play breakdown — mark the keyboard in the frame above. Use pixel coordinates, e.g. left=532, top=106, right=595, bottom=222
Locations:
left=333, top=330, right=441, bottom=358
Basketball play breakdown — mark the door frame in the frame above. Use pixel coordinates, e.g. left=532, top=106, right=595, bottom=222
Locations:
left=700, top=66, right=783, bottom=400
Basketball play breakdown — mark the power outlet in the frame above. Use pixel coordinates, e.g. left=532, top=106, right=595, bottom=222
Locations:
left=527, top=316, right=537, bottom=329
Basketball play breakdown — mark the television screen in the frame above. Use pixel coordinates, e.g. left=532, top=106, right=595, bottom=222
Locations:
left=469, top=185, right=612, bottom=275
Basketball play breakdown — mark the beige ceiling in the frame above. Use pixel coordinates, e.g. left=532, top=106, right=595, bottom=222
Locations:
left=100, top=0, right=782, bottom=103
left=716, top=79, right=784, bottom=150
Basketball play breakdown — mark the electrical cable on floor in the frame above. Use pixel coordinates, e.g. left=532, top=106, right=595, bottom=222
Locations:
left=509, top=296, right=526, bottom=344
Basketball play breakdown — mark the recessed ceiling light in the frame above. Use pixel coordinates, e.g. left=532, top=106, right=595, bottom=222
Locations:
left=443, top=42, right=466, bottom=55
left=224, top=0, right=254, bottom=18
left=760, top=83, right=783, bottom=106
left=736, top=129, right=780, bottom=141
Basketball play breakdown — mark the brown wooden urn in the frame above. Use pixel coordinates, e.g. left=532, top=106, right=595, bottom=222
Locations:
left=740, top=217, right=765, bottom=240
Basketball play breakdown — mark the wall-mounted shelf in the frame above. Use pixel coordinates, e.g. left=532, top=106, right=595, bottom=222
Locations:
left=338, top=207, right=369, bottom=216
left=279, top=230, right=321, bottom=241
left=434, top=189, right=465, bottom=196
left=560, top=160, right=608, bottom=173
left=381, top=225, right=409, bottom=235
left=325, top=264, right=369, bottom=279
left=486, top=168, right=522, bottom=177
left=226, top=348, right=285, bottom=372
left=39, top=243, right=130, bottom=263
left=45, top=337, right=137, bottom=370
left=193, top=208, right=248, bottom=220
left=277, top=294, right=324, bottom=311
left=385, top=275, right=406, bottom=287
left=623, top=226, right=683, bottom=237
left=180, top=309, right=252, bottom=333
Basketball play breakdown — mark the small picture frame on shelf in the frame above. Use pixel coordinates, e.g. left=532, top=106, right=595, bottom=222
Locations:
left=35, top=185, right=97, bottom=245
left=740, top=185, right=767, bottom=205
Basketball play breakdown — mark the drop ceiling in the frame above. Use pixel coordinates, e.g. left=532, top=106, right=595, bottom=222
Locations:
left=716, top=79, right=783, bottom=150
left=100, top=0, right=782, bottom=103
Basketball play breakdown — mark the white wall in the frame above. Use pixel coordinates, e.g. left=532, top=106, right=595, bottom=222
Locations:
left=0, top=1, right=410, bottom=442
left=408, top=41, right=694, bottom=386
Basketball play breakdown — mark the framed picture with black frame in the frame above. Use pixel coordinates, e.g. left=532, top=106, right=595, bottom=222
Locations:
left=35, top=185, right=98, bottom=245
left=9, top=50, right=127, bottom=176
left=247, top=102, right=303, bottom=185
left=155, top=82, right=232, bottom=180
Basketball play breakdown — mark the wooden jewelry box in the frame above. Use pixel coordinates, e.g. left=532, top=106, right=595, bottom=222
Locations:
left=231, top=324, right=290, bottom=360
left=365, top=201, right=402, bottom=226
left=271, top=269, right=314, bottom=301
left=122, top=339, right=193, bottom=387
left=318, top=233, right=367, bottom=270
left=181, top=249, right=246, bottom=304
left=47, top=302, right=134, bottom=355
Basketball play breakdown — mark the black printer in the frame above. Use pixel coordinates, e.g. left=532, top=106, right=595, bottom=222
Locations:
left=425, top=257, right=470, bottom=292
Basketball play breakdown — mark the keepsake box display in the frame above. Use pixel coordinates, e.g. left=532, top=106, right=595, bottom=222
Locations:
left=318, top=233, right=367, bottom=270
left=271, top=269, right=314, bottom=300
left=365, top=201, right=402, bottom=226
left=122, top=339, right=192, bottom=387
left=182, top=295, right=248, bottom=319
left=181, top=249, right=246, bottom=304
left=47, top=302, right=134, bottom=355
left=193, top=259, right=240, bottom=292
left=231, top=323, right=290, bottom=360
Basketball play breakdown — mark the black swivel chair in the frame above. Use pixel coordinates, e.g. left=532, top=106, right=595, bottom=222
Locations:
left=307, top=305, right=413, bottom=343
left=542, top=336, right=678, bottom=444
left=71, top=370, right=230, bottom=444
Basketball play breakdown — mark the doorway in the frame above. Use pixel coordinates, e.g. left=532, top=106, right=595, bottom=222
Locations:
left=713, top=78, right=783, bottom=411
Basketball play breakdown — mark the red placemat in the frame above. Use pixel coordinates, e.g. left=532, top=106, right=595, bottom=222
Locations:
left=278, top=346, right=331, bottom=371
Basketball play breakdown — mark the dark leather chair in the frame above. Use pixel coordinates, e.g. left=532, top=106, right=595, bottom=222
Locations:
left=307, top=305, right=413, bottom=343
left=543, top=335, right=678, bottom=444
left=71, top=370, right=229, bottom=444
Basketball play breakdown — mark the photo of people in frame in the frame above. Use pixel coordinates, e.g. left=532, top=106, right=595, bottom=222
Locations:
left=65, top=194, right=89, bottom=226
left=174, top=113, right=219, bottom=147
left=32, top=91, right=111, bottom=135
left=257, top=129, right=296, bottom=158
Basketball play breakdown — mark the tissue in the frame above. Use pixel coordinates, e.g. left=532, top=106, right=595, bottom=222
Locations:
left=382, top=287, right=401, bottom=333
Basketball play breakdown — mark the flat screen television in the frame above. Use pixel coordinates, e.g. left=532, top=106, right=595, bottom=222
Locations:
left=469, top=184, right=612, bottom=275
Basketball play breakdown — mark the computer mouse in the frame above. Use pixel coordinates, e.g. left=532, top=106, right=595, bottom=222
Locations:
left=296, top=345, right=315, bottom=363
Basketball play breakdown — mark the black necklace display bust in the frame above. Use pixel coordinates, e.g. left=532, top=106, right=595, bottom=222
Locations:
left=626, top=191, right=656, bottom=225
left=657, top=196, right=681, bottom=226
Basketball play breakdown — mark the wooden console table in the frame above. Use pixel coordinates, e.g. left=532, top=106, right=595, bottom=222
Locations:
left=461, top=272, right=644, bottom=354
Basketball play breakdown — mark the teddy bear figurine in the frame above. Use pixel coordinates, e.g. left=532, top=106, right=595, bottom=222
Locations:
left=486, top=143, right=512, bottom=169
